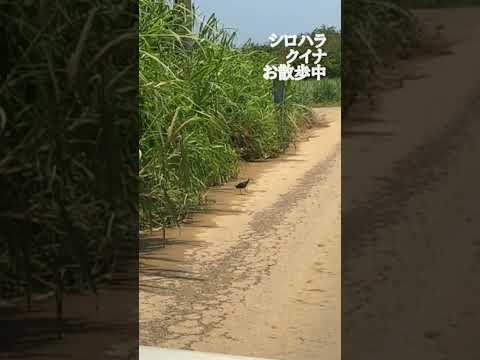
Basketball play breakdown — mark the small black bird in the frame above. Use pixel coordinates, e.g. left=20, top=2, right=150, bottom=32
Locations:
left=235, top=178, right=250, bottom=193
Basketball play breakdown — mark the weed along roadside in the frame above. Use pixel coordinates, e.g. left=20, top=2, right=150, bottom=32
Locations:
left=139, top=1, right=340, bottom=242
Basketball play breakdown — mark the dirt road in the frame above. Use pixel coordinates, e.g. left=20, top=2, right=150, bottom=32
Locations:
left=140, top=107, right=340, bottom=359
left=343, top=8, right=480, bottom=359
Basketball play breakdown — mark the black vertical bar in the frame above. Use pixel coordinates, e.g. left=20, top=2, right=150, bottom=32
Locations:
left=0, top=2, right=139, bottom=358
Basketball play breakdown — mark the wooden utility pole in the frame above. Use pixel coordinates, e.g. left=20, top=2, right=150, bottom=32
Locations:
left=174, top=0, right=193, bottom=29
left=272, top=79, right=287, bottom=148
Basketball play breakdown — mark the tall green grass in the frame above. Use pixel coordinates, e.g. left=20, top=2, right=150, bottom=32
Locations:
left=291, top=79, right=341, bottom=106
left=0, top=1, right=137, bottom=336
left=140, top=1, right=312, bottom=232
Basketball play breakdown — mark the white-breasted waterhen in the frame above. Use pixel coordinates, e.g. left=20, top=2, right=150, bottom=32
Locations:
left=235, top=178, right=250, bottom=193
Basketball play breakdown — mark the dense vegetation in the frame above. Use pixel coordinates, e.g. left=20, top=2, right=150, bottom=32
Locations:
left=0, top=1, right=137, bottom=334
left=291, top=79, right=341, bottom=106
left=342, top=0, right=421, bottom=116
left=140, top=1, right=339, bottom=233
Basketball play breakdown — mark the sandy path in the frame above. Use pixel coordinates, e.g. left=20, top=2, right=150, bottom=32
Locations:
left=140, top=107, right=340, bottom=359
left=343, top=8, right=480, bottom=359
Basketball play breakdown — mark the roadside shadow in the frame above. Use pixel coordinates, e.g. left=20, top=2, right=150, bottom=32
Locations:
left=202, top=207, right=244, bottom=215
left=1, top=309, right=134, bottom=359
left=346, top=116, right=390, bottom=125
left=342, top=130, right=395, bottom=138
